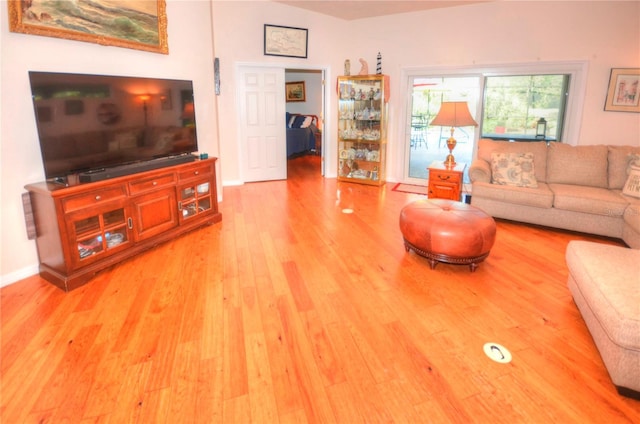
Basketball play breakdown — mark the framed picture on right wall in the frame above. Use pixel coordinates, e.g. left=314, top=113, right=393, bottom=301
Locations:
left=604, top=68, right=640, bottom=112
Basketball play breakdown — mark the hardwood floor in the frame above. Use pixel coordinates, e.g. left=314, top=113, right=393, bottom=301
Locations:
left=2, top=155, right=639, bottom=423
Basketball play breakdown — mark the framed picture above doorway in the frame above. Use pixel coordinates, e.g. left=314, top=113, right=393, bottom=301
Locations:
left=264, top=24, right=308, bottom=58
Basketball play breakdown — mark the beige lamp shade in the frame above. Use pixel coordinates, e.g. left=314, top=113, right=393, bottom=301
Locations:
left=430, top=101, right=478, bottom=128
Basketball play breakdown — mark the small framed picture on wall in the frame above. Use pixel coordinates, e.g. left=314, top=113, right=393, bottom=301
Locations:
left=286, top=81, right=306, bottom=102
left=604, top=68, right=640, bottom=112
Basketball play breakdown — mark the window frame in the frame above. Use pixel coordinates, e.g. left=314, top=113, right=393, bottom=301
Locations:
left=477, top=61, right=587, bottom=145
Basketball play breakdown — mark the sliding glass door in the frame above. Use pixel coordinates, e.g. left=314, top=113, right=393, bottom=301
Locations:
left=405, top=75, right=481, bottom=184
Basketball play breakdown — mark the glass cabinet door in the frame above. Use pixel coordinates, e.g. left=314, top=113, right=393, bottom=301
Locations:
left=74, top=208, right=129, bottom=261
left=179, top=181, right=212, bottom=219
left=337, top=75, right=387, bottom=185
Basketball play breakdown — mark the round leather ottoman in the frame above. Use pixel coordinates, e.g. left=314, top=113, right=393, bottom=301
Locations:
left=399, top=199, right=496, bottom=271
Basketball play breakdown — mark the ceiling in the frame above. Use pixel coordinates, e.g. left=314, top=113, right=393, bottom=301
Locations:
left=275, top=1, right=491, bottom=21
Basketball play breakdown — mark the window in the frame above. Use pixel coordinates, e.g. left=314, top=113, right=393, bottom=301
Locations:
left=402, top=61, right=587, bottom=185
left=481, top=74, right=569, bottom=142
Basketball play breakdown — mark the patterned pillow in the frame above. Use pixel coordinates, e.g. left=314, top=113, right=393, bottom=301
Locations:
left=623, top=166, right=640, bottom=198
left=491, top=152, right=538, bottom=188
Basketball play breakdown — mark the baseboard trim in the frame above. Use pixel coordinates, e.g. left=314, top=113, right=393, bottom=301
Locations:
left=1, top=265, right=39, bottom=288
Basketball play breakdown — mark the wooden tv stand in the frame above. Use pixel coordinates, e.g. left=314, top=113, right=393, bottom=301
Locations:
left=25, top=157, right=222, bottom=291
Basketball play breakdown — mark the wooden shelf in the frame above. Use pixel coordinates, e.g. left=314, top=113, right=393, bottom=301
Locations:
left=337, top=75, right=387, bottom=186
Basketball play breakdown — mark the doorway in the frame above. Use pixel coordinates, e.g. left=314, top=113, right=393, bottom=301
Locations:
left=237, top=65, right=327, bottom=183
left=285, top=68, right=325, bottom=176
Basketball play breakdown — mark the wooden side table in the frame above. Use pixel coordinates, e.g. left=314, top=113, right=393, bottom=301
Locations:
left=427, top=161, right=466, bottom=201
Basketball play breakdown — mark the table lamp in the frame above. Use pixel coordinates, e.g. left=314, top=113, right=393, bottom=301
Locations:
left=430, top=101, right=478, bottom=167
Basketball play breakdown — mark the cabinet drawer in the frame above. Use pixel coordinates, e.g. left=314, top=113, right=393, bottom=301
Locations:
left=178, top=162, right=212, bottom=181
left=431, top=171, right=461, bottom=184
left=63, top=186, right=127, bottom=212
left=128, top=172, right=176, bottom=195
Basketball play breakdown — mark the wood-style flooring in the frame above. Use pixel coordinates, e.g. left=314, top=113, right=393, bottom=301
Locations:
left=2, top=155, right=639, bottom=423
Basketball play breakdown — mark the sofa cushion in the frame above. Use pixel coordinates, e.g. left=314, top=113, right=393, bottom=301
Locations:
left=477, top=139, right=548, bottom=183
left=472, top=181, right=553, bottom=208
left=608, top=146, right=640, bottom=189
left=491, top=152, right=538, bottom=188
left=550, top=183, right=629, bottom=216
left=547, top=143, right=608, bottom=188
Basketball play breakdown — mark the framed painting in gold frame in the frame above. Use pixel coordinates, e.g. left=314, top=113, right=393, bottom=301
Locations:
left=7, top=0, right=168, bottom=54
left=286, top=81, right=306, bottom=102
left=604, top=68, right=640, bottom=112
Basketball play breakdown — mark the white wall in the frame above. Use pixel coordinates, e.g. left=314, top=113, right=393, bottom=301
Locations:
left=212, top=0, right=639, bottom=186
left=210, top=0, right=344, bottom=185
left=0, top=0, right=220, bottom=286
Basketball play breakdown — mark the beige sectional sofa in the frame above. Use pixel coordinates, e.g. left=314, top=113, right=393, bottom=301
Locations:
left=468, top=139, right=640, bottom=248
left=565, top=241, right=640, bottom=399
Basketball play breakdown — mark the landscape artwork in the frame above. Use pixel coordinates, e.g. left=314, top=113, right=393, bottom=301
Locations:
left=8, top=0, right=168, bottom=54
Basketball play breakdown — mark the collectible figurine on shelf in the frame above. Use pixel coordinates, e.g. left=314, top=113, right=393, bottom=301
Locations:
left=358, top=58, right=369, bottom=75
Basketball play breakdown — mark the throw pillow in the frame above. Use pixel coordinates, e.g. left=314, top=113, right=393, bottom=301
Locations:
left=301, top=116, right=313, bottom=128
left=292, top=115, right=306, bottom=128
left=622, top=166, right=640, bottom=198
left=491, top=152, right=538, bottom=188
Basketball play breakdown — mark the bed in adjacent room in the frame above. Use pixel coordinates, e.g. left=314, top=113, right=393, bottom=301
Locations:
left=286, top=113, right=318, bottom=157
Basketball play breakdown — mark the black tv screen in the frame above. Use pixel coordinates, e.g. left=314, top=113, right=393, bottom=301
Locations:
left=28, top=71, right=199, bottom=180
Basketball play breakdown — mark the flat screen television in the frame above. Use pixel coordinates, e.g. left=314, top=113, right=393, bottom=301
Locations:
left=28, top=71, right=199, bottom=182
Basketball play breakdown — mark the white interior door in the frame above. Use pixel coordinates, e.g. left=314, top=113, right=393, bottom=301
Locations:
left=238, top=66, right=286, bottom=182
